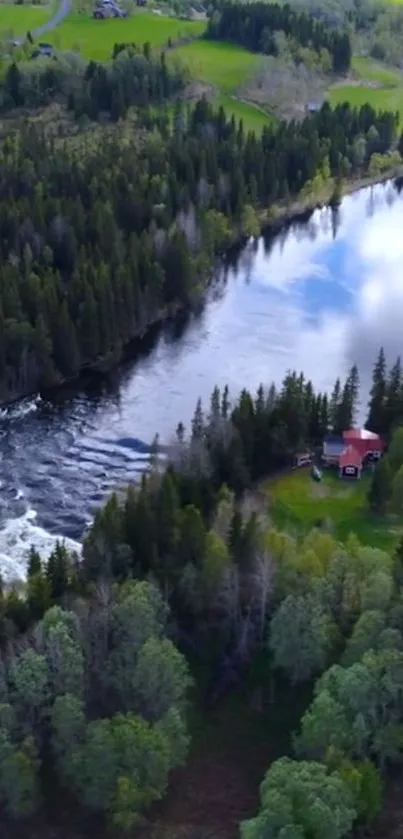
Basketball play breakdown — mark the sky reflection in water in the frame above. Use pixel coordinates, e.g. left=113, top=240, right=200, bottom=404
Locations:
left=218, top=180, right=403, bottom=418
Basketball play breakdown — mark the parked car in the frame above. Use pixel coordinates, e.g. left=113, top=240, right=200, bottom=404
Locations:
left=93, top=3, right=128, bottom=17
left=311, top=465, right=322, bottom=482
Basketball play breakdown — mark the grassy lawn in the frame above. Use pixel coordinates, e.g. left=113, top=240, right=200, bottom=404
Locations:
left=266, top=468, right=401, bottom=551
left=174, top=40, right=260, bottom=92
left=0, top=3, right=51, bottom=35
left=328, top=57, right=403, bottom=123
left=172, top=40, right=275, bottom=131
left=215, top=92, right=276, bottom=131
left=352, top=55, right=402, bottom=85
left=47, top=11, right=205, bottom=60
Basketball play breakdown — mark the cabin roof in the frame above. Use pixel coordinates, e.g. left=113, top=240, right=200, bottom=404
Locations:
left=339, top=444, right=362, bottom=468
left=323, top=437, right=345, bottom=457
left=343, top=428, right=382, bottom=442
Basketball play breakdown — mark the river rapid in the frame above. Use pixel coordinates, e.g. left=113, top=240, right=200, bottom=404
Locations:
left=1, top=179, right=403, bottom=582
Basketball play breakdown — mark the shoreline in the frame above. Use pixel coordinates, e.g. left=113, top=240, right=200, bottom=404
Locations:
left=260, top=164, right=403, bottom=232
left=1, top=166, right=402, bottom=412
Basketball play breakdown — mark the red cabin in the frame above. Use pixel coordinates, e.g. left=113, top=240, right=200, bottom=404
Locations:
left=342, top=429, right=384, bottom=462
left=339, top=444, right=363, bottom=479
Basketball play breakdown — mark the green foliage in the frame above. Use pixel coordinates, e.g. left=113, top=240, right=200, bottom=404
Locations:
left=338, top=759, right=382, bottom=823
left=0, top=575, right=190, bottom=828
left=269, top=593, right=338, bottom=684
left=368, top=456, right=392, bottom=513
left=9, top=650, right=50, bottom=743
left=0, top=731, right=40, bottom=818
left=0, top=92, right=398, bottom=405
left=71, top=711, right=188, bottom=828
left=47, top=12, right=205, bottom=60
left=297, top=647, right=403, bottom=767
left=240, top=757, right=356, bottom=839
left=341, top=610, right=387, bottom=665
left=206, top=2, right=352, bottom=74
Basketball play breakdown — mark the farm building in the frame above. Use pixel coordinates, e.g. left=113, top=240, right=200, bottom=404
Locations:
left=31, top=42, right=54, bottom=59
left=293, top=451, right=313, bottom=468
left=322, top=428, right=385, bottom=479
left=306, top=101, right=322, bottom=114
left=93, top=0, right=128, bottom=18
left=339, top=444, right=363, bottom=479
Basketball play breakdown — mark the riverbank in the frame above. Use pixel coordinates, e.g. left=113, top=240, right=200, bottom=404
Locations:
left=261, top=163, right=403, bottom=232
left=0, top=165, right=402, bottom=412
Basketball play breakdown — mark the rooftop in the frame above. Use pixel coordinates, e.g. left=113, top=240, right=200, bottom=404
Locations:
left=343, top=428, right=382, bottom=441
left=339, top=444, right=362, bottom=468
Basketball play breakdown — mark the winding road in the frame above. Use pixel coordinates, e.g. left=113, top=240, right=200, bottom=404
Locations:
left=14, top=0, right=71, bottom=44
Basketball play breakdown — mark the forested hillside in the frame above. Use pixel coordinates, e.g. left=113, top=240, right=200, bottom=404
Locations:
left=1, top=353, right=403, bottom=836
left=0, top=82, right=398, bottom=403
left=1, top=45, right=187, bottom=118
left=206, top=2, right=352, bottom=73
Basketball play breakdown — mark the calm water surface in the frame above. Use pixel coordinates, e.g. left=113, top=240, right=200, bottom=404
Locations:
left=1, top=180, right=403, bottom=580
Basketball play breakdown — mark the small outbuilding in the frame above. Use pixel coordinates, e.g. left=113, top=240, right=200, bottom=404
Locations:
left=306, top=101, right=322, bottom=114
left=339, top=444, right=363, bottom=479
left=293, top=451, right=313, bottom=469
left=31, top=42, right=54, bottom=59
left=322, top=436, right=346, bottom=466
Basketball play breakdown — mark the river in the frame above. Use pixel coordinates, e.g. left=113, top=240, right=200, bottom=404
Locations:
left=1, top=179, right=402, bottom=582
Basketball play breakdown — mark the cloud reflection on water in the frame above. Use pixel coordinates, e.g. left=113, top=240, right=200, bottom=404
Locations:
left=233, top=180, right=403, bottom=412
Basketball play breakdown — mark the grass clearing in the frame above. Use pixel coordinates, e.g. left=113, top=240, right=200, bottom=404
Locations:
left=47, top=11, right=205, bottom=60
left=0, top=3, right=50, bottom=35
left=352, top=55, right=402, bottom=85
left=173, top=40, right=260, bottom=93
left=328, top=57, right=403, bottom=123
left=172, top=40, right=276, bottom=130
left=265, top=468, right=401, bottom=550
left=217, top=93, right=277, bottom=131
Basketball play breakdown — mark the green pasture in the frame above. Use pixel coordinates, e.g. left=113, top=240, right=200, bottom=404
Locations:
left=172, top=39, right=275, bottom=130
left=352, top=55, right=402, bottom=85
left=266, top=468, right=401, bottom=551
left=174, top=39, right=260, bottom=92
left=47, top=11, right=205, bottom=60
left=0, top=3, right=50, bottom=35
left=328, top=57, right=403, bottom=122
left=217, top=92, right=276, bottom=130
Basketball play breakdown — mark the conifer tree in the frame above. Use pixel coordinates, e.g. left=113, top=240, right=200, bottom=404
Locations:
left=367, top=348, right=387, bottom=435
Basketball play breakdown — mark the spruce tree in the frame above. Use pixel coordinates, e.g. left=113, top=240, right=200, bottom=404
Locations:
left=367, top=456, right=392, bottom=514
left=367, top=348, right=387, bottom=435
left=385, top=356, right=402, bottom=437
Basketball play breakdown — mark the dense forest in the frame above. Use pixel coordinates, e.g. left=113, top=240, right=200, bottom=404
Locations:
left=2, top=18, right=403, bottom=834
left=1, top=352, right=403, bottom=835
left=206, top=1, right=352, bottom=73
left=1, top=44, right=187, bottom=119
left=0, top=82, right=398, bottom=403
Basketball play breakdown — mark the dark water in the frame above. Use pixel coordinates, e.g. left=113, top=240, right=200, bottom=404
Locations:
left=1, top=179, right=402, bottom=580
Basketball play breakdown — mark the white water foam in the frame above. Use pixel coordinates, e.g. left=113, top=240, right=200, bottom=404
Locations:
left=0, top=507, right=82, bottom=585
left=0, top=394, right=42, bottom=422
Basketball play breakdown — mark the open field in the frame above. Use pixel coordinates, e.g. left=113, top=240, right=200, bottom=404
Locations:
left=172, top=39, right=276, bottom=130
left=265, top=468, right=401, bottom=550
left=328, top=57, right=403, bottom=123
left=47, top=11, right=205, bottom=59
left=174, top=40, right=260, bottom=92
left=0, top=3, right=51, bottom=34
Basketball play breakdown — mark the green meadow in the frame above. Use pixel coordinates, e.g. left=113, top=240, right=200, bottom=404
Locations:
left=265, top=468, right=401, bottom=551
left=47, top=11, right=205, bottom=59
left=0, top=3, right=50, bottom=34
left=174, top=39, right=259, bottom=91
left=328, top=57, right=403, bottom=122
left=172, top=39, right=275, bottom=129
